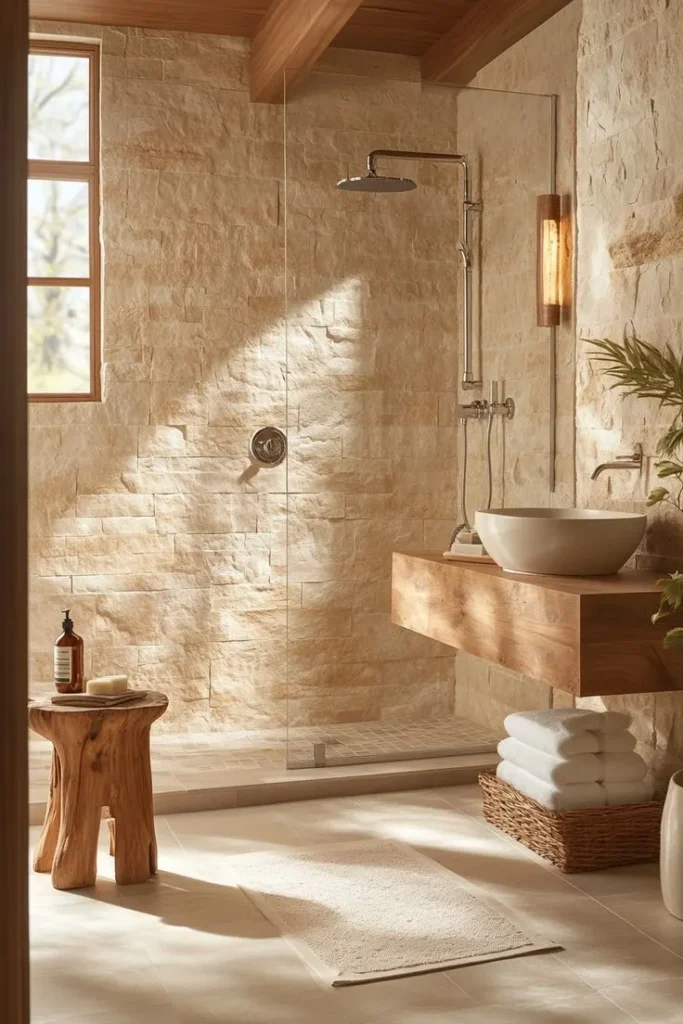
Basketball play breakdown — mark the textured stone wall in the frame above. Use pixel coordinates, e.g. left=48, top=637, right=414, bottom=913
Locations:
left=28, top=25, right=457, bottom=733
left=29, top=22, right=287, bottom=733
left=576, top=0, right=683, bottom=783
left=453, top=1, right=582, bottom=732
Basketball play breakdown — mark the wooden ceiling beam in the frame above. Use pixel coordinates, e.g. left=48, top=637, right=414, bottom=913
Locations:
left=421, top=0, right=574, bottom=84
left=29, top=0, right=268, bottom=36
left=250, top=0, right=364, bottom=103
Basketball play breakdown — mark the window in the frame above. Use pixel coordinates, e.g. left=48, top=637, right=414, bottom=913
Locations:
left=28, top=40, right=100, bottom=400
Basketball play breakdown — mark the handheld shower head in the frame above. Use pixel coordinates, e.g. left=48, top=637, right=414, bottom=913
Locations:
left=336, top=173, right=417, bottom=194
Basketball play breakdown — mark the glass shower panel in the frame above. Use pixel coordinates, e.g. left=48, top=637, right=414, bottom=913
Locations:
left=284, top=70, right=554, bottom=768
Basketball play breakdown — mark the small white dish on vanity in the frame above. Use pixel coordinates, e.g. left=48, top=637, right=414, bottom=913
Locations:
left=475, top=508, right=647, bottom=577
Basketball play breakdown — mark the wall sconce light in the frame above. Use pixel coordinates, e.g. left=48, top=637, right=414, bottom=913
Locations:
left=537, top=193, right=561, bottom=327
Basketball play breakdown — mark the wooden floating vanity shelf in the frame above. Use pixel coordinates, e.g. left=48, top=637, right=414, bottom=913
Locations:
left=391, top=552, right=683, bottom=698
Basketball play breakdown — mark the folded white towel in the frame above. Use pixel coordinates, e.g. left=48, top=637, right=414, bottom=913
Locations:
left=497, top=737, right=602, bottom=784
left=497, top=738, right=647, bottom=785
left=600, top=731, right=637, bottom=753
left=505, top=708, right=631, bottom=737
left=504, top=714, right=600, bottom=756
left=503, top=709, right=633, bottom=757
left=604, top=780, right=654, bottom=805
left=597, top=753, right=647, bottom=783
left=496, top=760, right=607, bottom=811
left=590, top=710, right=633, bottom=733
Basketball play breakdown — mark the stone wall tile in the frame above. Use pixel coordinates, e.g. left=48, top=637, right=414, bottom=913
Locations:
left=221, top=610, right=287, bottom=643
left=150, top=383, right=210, bottom=425
left=91, top=645, right=139, bottom=676
left=205, top=536, right=271, bottom=585
left=77, top=457, right=140, bottom=494
left=30, top=575, right=73, bottom=595
left=136, top=657, right=210, bottom=700
left=163, top=55, right=248, bottom=90
left=137, top=426, right=188, bottom=457
left=70, top=550, right=202, bottom=575
left=103, top=361, right=152, bottom=384
left=99, top=382, right=151, bottom=425
left=65, top=535, right=172, bottom=555
left=157, top=172, right=278, bottom=228
left=208, top=389, right=286, bottom=427
left=51, top=517, right=103, bottom=536
left=287, top=692, right=382, bottom=728
left=155, top=493, right=259, bottom=534
left=72, top=572, right=210, bottom=592
left=76, top=494, right=154, bottom=517
left=209, top=640, right=287, bottom=705
left=101, top=516, right=158, bottom=534
left=288, top=661, right=383, bottom=696
left=379, top=681, right=455, bottom=721
left=287, top=608, right=353, bottom=642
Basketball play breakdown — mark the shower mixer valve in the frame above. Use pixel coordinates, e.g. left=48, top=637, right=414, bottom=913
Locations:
left=487, top=380, right=515, bottom=420
left=457, top=385, right=515, bottom=421
left=457, top=399, right=488, bottom=420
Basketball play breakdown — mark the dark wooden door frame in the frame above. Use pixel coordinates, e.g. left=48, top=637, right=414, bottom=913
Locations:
left=0, top=0, right=30, bottom=1021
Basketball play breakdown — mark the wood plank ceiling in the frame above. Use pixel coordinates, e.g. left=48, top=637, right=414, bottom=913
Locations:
left=29, top=0, right=574, bottom=101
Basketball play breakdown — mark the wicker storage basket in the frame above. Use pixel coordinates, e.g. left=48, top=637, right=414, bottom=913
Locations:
left=479, top=770, right=663, bottom=873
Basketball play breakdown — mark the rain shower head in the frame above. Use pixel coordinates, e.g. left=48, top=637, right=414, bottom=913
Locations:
left=336, top=173, right=417, bottom=194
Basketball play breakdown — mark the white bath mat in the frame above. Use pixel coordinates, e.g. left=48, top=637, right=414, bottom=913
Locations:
left=230, top=838, right=560, bottom=986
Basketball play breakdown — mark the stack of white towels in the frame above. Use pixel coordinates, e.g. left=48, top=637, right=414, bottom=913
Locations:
left=497, top=708, right=654, bottom=811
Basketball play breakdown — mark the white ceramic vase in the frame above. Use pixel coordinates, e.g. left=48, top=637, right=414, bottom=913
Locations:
left=661, top=768, right=683, bottom=919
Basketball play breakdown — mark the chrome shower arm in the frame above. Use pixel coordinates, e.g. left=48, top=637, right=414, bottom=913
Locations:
left=364, top=149, right=481, bottom=389
left=367, top=149, right=467, bottom=172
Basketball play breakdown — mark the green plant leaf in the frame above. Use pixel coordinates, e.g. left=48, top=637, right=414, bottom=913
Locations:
left=652, top=572, right=683, bottom=624
left=647, top=486, right=670, bottom=506
left=658, top=425, right=683, bottom=458
left=656, top=461, right=683, bottom=478
left=586, top=336, right=683, bottom=413
left=664, top=627, right=683, bottom=649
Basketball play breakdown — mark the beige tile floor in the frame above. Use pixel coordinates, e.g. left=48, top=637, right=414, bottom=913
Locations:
left=29, top=784, right=682, bottom=1024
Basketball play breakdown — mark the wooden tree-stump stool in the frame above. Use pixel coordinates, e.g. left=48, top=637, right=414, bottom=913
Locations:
left=29, top=692, right=168, bottom=890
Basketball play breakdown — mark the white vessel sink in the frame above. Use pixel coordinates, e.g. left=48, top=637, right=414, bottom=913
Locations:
left=475, top=508, right=647, bottom=577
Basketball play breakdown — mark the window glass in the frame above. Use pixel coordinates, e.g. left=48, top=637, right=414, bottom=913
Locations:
left=28, top=178, right=89, bottom=278
left=28, top=285, right=90, bottom=394
left=28, top=52, right=89, bottom=162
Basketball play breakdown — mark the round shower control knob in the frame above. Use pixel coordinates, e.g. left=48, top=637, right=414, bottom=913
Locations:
left=249, top=426, right=287, bottom=468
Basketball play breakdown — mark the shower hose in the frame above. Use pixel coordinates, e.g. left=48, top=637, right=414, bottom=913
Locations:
left=449, top=411, right=493, bottom=549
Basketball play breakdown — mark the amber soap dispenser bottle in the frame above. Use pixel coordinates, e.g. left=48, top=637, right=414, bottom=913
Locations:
left=54, top=609, right=84, bottom=694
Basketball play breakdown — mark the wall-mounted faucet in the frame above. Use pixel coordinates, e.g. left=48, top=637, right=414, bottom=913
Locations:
left=590, top=443, right=643, bottom=480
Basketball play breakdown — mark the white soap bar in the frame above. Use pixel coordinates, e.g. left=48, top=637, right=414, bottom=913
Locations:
left=86, top=675, right=128, bottom=695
